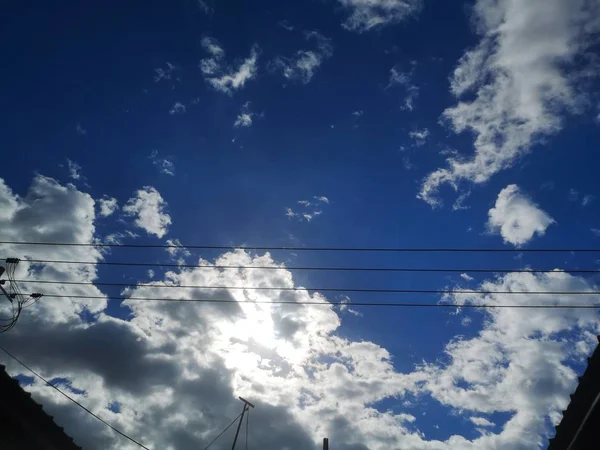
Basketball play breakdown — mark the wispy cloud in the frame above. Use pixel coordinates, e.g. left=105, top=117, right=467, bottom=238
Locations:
left=200, top=36, right=259, bottom=94
left=154, top=62, right=177, bottom=82
left=338, top=0, right=422, bottom=32
left=278, top=20, right=295, bottom=31
left=387, top=64, right=419, bottom=111
left=66, top=159, right=82, bottom=180
left=149, top=150, right=175, bottom=176
left=270, top=31, right=333, bottom=84
left=408, top=128, right=429, bottom=146
left=169, top=102, right=186, bottom=115
left=233, top=102, right=262, bottom=128
left=75, top=124, right=87, bottom=136
left=285, top=196, right=329, bottom=222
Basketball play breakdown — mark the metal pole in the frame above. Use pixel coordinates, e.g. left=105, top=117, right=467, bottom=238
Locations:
left=231, top=404, right=247, bottom=450
left=323, top=437, right=329, bottom=450
left=232, top=397, right=254, bottom=450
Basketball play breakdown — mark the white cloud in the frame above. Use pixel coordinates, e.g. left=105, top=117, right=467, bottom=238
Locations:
left=200, top=37, right=259, bottom=94
left=165, top=238, right=191, bottom=258
left=169, top=102, right=186, bottom=115
left=388, top=65, right=419, bottom=111
left=234, top=102, right=261, bottom=128
left=338, top=0, right=422, bottom=32
left=460, top=273, right=474, bottom=282
left=487, top=185, right=554, bottom=246
left=271, top=31, right=333, bottom=84
left=591, top=228, right=600, bottom=237
left=285, top=196, right=329, bottom=223
left=67, top=159, right=82, bottom=180
left=0, top=176, right=106, bottom=324
left=98, top=196, right=118, bottom=217
left=149, top=150, right=175, bottom=176
left=0, top=177, right=597, bottom=450
left=352, top=110, right=363, bottom=117
left=419, top=0, right=600, bottom=206
left=470, top=417, right=495, bottom=428
left=408, top=128, right=429, bottom=146
left=123, top=187, right=172, bottom=238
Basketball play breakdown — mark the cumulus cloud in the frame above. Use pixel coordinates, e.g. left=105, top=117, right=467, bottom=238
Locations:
left=487, top=185, right=555, bottom=246
left=286, top=196, right=329, bottom=222
left=271, top=31, right=333, bottom=84
left=149, top=150, right=175, bottom=176
left=419, top=0, right=600, bottom=206
left=123, top=187, right=172, bottom=238
left=338, top=0, right=422, bottom=32
left=1, top=175, right=598, bottom=450
left=200, top=36, right=259, bottom=94
left=98, top=196, right=118, bottom=217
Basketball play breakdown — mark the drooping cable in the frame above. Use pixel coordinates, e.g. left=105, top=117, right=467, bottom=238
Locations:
left=0, top=346, right=152, bottom=449
left=202, top=412, right=244, bottom=450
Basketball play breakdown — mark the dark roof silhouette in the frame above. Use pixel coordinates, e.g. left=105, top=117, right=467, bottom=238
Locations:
left=547, top=336, right=600, bottom=450
left=0, top=364, right=82, bottom=449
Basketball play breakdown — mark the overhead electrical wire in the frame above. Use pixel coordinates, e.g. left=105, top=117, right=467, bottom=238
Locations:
left=19, top=293, right=600, bottom=309
left=0, top=346, right=152, bottom=450
left=202, top=412, right=245, bottom=450
left=14, top=279, right=600, bottom=295
left=2, top=240, right=600, bottom=252
left=15, top=258, right=600, bottom=274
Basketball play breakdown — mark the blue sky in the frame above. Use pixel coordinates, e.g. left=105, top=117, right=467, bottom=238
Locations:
left=1, top=1, right=600, bottom=449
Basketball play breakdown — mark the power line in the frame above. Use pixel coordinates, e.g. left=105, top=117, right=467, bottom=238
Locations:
left=21, top=293, right=600, bottom=309
left=0, top=346, right=152, bottom=450
left=14, top=279, right=600, bottom=295
left=15, top=258, right=600, bottom=274
left=2, top=241, right=600, bottom=252
left=202, top=412, right=244, bottom=450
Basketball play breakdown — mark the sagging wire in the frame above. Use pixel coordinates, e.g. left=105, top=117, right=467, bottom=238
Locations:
left=0, top=258, right=43, bottom=333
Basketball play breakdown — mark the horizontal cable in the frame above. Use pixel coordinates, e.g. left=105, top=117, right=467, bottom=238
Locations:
left=2, top=241, right=600, bottom=252
left=20, top=293, right=600, bottom=309
left=13, top=279, right=600, bottom=295
left=15, top=258, right=600, bottom=274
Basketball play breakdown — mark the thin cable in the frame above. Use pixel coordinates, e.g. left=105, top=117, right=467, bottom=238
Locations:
left=23, top=293, right=600, bottom=309
left=2, top=241, right=600, bottom=252
left=14, top=279, right=600, bottom=295
left=0, top=346, right=152, bottom=450
left=16, top=258, right=600, bottom=274
left=203, top=412, right=244, bottom=450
